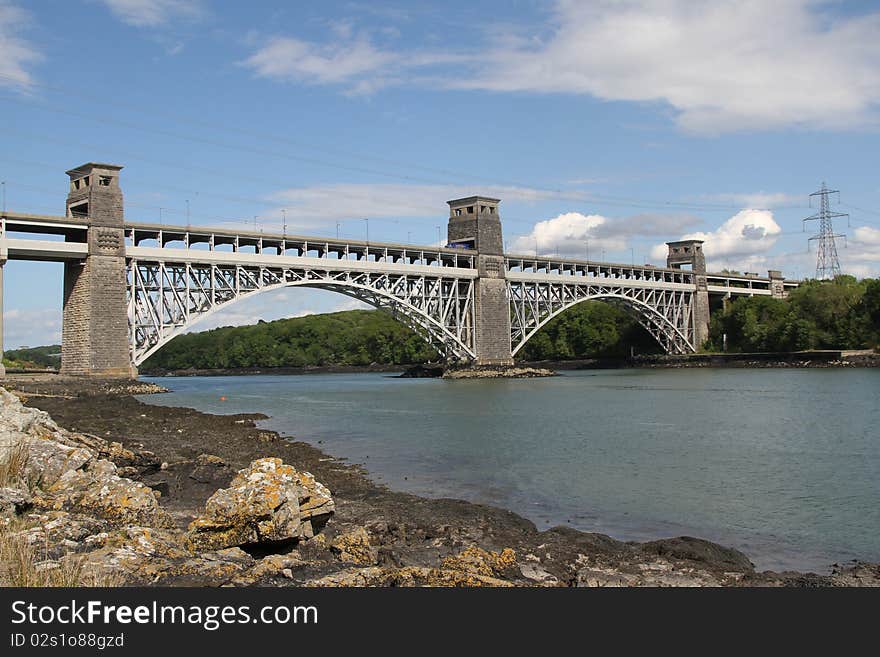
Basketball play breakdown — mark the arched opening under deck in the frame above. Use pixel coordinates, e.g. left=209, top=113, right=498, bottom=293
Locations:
left=133, top=280, right=474, bottom=369
left=512, top=294, right=693, bottom=361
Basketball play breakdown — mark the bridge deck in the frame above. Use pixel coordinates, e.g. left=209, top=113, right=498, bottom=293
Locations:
left=1, top=210, right=799, bottom=295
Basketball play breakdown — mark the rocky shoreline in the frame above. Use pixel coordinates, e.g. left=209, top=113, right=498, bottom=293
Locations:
left=401, top=364, right=556, bottom=379
left=136, top=349, right=879, bottom=378
left=2, top=376, right=878, bottom=587
left=526, top=350, right=880, bottom=371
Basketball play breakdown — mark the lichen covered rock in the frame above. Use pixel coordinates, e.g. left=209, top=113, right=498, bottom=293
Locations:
left=33, top=459, right=173, bottom=528
left=331, top=527, right=378, bottom=565
left=306, top=565, right=516, bottom=587
left=82, top=526, right=255, bottom=586
left=441, top=546, right=518, bottom=578
left=237, top=552, right=306, bottom=583
left=187, top=457, right=335, bottom=550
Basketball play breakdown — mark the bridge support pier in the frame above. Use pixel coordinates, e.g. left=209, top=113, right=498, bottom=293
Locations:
left=60, top=163, right=134, bottom=378
left=768, top=270, right=786, bottom=298
left=667, top=239, right=710, bottom=350
left=448, top=196, right=513, bottom=366
left=693, top=277, right=710, bottom=349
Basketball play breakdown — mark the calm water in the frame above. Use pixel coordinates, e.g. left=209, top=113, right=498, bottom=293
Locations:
left=140, top=368, right=880, bottom=572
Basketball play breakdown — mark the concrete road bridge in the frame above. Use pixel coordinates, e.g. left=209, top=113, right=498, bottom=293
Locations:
left=0, top=163, right=799, bottom=377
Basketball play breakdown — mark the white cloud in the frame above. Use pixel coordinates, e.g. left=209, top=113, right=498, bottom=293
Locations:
left=650, top=208, right=782, bottom=265
left=853, top=225, right=880, bottom=247
left=512, top=212, right=611, bottom=256
left=100, top=0, right=202, bottom=27
left=243, top=35, right=398, bottom=92
left=844, top=226, right=880, bottom=278
left=242, top=25, right=471, bottom=94
left=244, top=2, right=880, bottom=133
left=4, top=308, right=62, bottom=349
left=510, top=211, right=699, bottom=257
left=455, top=1, right=880, bottom=133
left=0, top=1, right=40, bottom=88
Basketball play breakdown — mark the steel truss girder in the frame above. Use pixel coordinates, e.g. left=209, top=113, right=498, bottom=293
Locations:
left=508, top=281, right=696, bottom=356
left=127, top=260, right=476, bottom=366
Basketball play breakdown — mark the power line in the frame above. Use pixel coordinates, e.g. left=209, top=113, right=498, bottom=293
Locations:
left=0, top=146, right=775, bottom=252
left=0, top=91, right=801, bottom=215
left=839, top=202, right=880, bottom=227
left=0, top=73, right=550, bottom=190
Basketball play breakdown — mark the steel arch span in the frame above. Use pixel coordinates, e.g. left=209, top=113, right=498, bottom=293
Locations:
left=128, top=260, right=476, bottom=366
left=509, top=281, right=697, bottom=357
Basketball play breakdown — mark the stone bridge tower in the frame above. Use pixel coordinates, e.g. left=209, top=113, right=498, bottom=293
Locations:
left=666, top=239, right=710, bottom=349
left=447, top=196, right=513, bottom=366
left=62, top=163, right=133, bottom=377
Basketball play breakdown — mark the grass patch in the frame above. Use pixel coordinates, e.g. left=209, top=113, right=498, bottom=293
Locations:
left=0, top=520, right=124, bottom=587
left=0, top=439, right=30, bottom=489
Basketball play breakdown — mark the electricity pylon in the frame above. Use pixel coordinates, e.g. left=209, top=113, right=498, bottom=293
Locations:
left=803, top=182, right=847, bottom=280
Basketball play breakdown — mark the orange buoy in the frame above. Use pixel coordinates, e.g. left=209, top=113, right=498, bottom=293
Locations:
left=219, top=396, right=227, bottom=401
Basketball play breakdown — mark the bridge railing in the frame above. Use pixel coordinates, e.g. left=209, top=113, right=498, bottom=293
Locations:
left=705, top=273, right=801, bottom=295
left=0, top=212, right=801, bottom=292
left=0, top=212, right=90, bottom=239
left=124, top=223, right=477, bottom=270
left=505, top=255, right=696, bottom=285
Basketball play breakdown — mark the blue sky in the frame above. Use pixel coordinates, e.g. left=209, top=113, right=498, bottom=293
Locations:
left=2, top=0, right=880, bottom=348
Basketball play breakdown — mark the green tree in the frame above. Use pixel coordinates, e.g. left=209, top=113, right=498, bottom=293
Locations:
left=518, top=301, right=659, bottom=361
left=142, top=309, right=440, bottom=371
left=707, top=276, right=877, bottom=352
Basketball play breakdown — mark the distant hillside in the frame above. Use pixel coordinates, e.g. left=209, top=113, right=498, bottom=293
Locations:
left=3, top=345, right=61, bottom=370
left=12, top=278, right=878, bottom=374
left=5, top=303, right=659, bottom=374
left=141, top=304, right=656, bottom=372
left=142, top=310, right=439, bottom=371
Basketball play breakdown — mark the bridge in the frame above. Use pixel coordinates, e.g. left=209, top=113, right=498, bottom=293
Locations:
left=0, top=163, right=799, bottom=377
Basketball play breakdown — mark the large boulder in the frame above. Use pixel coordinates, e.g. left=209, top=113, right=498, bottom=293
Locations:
left=0, top=388, right=172, bottom=528
left=0, top=388, right=62, bottom=442
left=33, top=459, right=173, bottom=528
left=24, top=437, right=93, bottom=488
left=80, top=526, right=256, bottom=586
left=187, top=458, right=335, bottom=551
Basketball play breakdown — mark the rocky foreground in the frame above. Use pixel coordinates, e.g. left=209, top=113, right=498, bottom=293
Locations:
left=1, top=378, right=878, bottom=587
